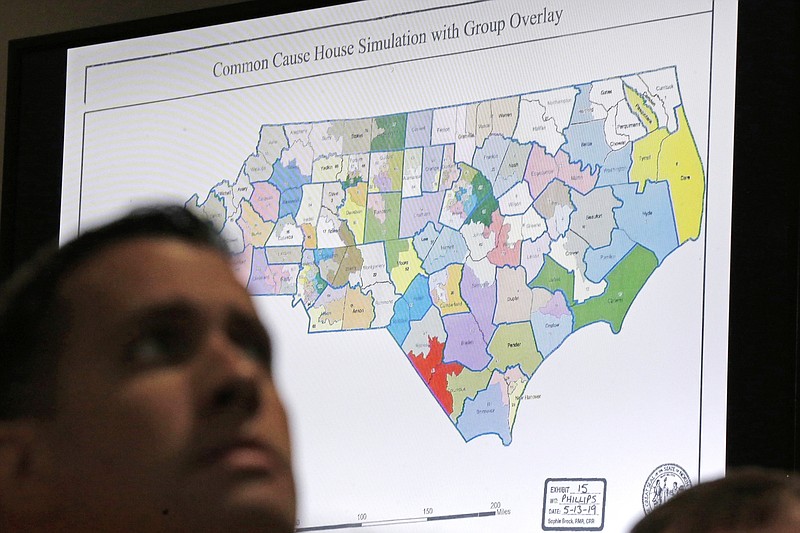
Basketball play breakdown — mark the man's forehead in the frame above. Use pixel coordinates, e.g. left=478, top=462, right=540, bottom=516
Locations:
left=59, top=237, right=251, bottom=312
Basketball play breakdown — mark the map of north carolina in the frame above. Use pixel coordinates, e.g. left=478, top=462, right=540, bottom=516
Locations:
left=188, top=66, right=704, bottom=445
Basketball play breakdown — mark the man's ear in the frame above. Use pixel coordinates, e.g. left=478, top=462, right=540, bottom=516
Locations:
left=0, top=420, right=52, bottom=522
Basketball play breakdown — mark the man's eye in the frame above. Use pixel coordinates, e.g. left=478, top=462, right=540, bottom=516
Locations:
left=233, top=337, right=271, bottom=368
left=125, top=331, right=189, bottom=366
left=228, top=325, right=271, bottom=367
left=240, top=339, right=271, bottom=365
left=227, top=317, right=272, bottom=370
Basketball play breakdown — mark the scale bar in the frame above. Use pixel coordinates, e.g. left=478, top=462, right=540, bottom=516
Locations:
left=297, top=510, right=496, bottom=531
left=427, top=511, right=497, bottom=521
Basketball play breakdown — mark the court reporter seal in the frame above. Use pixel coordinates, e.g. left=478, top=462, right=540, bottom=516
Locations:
left=642, top=463, right=692, bottom=513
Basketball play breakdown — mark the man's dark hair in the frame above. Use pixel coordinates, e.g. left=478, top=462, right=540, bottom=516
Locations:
left=632, top=467, right=800, bottom=533
left=0, top=205, right=227, bottom=419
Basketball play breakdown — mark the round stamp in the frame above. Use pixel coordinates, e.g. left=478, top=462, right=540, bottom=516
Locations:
left=642, top=463, right=692, bottom=513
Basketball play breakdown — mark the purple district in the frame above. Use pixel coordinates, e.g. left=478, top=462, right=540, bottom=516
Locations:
left=540, top=290, right=571, bottom=317
left=246, top=248, right=272, bottom=293
left=521, top=235, right=552, bottom=283
left=442, top=312, right=492, bottom=371
left=405, top=110, right=433, bottom=148
left=459, top=263, right=497, bottom=338
left=399, top=191, right=445, bottom=238
left=315, top=284, right=347, bottom=308
left=372, top=174, right=394, bottom=193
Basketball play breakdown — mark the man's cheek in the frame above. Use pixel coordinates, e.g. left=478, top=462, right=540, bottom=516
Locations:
left=267, top=393, right=293, bottom=456
left=114, top=379, right=195, bottom=458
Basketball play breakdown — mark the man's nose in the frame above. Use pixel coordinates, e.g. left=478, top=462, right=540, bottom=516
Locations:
left=196, top=330, right=264, bottom=417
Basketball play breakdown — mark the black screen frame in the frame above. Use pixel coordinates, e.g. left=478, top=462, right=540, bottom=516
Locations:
left=2, top=0, right=798, bottom=471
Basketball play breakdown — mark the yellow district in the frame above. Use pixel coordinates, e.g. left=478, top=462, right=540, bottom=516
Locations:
left=435, top=264, right=470, bottom=316
left=624, top=84, right=659, bottom=133
left=447, top=368, right=492, bottom=422
left=296, top=263, right=317, bottom=299
left=630, top=128, right=668, bottom=192
left=312, top=155, right=345, bottom=183
left=390, top=241, right=424, bottom=294
left=658, top=106, right=706, bottom=243
left=340, top=182, right=367, bottom=244
left=506, top=375, right=528, bottom=430
left=239, top=200, right=275, bottom=247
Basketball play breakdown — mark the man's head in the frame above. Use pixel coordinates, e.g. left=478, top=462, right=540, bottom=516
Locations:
left=631, top=468, right=800, bottom=533
left=0, top=206, right=295, bottom=532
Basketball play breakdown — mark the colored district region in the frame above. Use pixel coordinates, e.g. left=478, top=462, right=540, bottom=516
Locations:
left=188, top=66, right=705, bottom=446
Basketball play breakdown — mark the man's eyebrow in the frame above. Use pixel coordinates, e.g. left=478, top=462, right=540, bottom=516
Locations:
left=125, top=300, right=201, bottom=325
left=127, top=301, right=268, bottom=334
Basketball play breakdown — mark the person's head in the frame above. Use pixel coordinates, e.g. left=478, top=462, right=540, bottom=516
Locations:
left=631, top=467, right=800, bottom=533
left=0, top=206, right=295, bottom=532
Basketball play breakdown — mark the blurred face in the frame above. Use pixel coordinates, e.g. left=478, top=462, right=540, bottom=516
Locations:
left=715, top=506, right=800, bottom=533
left=37, top=238, right=295, bottom=532
left=663, top=502, right=800, bottom=533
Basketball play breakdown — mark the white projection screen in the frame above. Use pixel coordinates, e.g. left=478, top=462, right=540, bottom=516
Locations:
left=10, top=1, right=794, bottom=532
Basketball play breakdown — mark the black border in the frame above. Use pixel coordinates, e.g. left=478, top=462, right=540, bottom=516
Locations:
left=726, top=0, right=799, bottom=470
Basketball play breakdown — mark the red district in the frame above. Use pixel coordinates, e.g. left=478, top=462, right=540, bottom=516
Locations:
left=407, top=336, right=464, bottom=414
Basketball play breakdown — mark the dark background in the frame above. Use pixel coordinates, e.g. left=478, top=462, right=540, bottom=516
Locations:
left=727, top=0, right=799, bottom=469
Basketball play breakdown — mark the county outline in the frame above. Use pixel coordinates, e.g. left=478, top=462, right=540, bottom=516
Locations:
left=188, top=66, right=705, bottom=445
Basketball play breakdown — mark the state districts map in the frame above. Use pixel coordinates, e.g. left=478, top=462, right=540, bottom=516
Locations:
left=187, top=66, right=704, bottom=446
